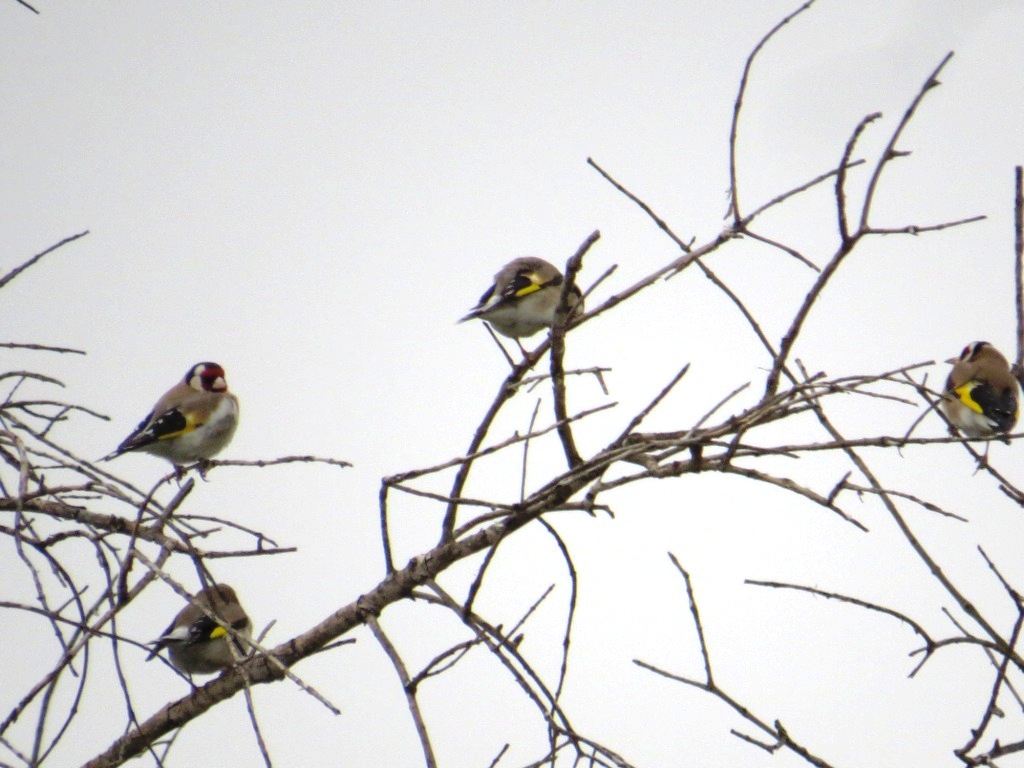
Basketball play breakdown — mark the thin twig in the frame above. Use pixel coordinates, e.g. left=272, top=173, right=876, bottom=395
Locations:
left=745, top=579, right=934, bottom=659
left=550, top=234, right=597, bottom=469
left=1014, top=166, right=1024, bottom=377
left=587, top=158, right=692, bottom=253
left=0, top=342, right=86, bottom=355
left=836, top=112, right=882, bottom=241
left=206, top=455, right=352, bottom=471
left=367, top=616, right=437, bottom=768
left=859, top=53, right=953, bottom=232
left=956, top=599, right=1024, bottom=759
left=0, top=231, right=89, bottom=292
left=668, top=553, right=713, bottom=686
left=728, top=0, right=818, bottom=223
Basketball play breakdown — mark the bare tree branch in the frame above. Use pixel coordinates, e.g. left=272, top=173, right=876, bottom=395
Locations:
left=0, top=232, right=88, bottom=292
left=368, top=616, right=437, bottom=768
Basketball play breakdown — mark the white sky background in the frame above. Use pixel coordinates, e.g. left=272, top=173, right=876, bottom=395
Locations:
left=2, top=1, right=1024, bottom=766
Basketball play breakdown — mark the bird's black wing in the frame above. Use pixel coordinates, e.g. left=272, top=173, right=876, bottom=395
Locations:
left=970, top=382, right=1018, bottom=432
left=115, top=408, right=188, bottom=454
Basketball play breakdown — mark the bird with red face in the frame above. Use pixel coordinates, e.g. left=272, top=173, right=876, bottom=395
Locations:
left=106, top=361, right=239, bottom=472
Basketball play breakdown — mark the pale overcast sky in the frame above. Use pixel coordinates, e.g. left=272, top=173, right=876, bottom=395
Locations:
left=3, top=1, right=1024, bottom=766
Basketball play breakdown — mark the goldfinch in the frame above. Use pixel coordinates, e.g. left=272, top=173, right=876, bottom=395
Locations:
left=106, top=362, right=239, bottom=469
left=459, top=257, right=583, bottom=339
left=940, top=341, right=1019, bottom=437
left=148, top=584, right=252, bottom=675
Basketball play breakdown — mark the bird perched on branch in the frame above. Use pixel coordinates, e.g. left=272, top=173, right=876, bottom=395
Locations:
left=105, top=362, right=239, bottom=473
left=148, top=584, right=252, bottom=675
left=459, top=257, right=583, bottom=342
left=940, top=341, right=1019, bottom=439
